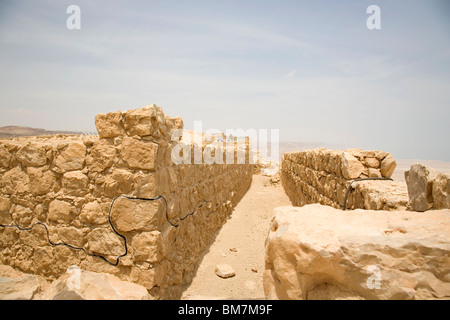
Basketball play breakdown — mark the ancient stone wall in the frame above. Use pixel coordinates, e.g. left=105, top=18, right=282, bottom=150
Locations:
left=281, top=149, right=408, bottom=210
left=0, top=105, right=253, bottom=299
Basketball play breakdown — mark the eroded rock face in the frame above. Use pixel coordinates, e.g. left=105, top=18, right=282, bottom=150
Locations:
left=0, top=266, right=151, bottom=300
left=405, top=164, right=437, bottom=212
left=432, top=173, right=450, bottom=210
left=264, top=204, right=450, bottom=300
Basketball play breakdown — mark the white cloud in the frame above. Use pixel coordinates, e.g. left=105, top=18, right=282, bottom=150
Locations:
left=285, top=70, right=296, bottom=78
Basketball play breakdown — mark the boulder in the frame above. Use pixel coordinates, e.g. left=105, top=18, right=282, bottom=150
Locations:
left=39, top=268, right=151, bottom=300
left=432, top=173, right=450, bottom=209
left=215, top=264, right=236, bottom=279
left=341, top=152, right=364, bottom=179
left=380, top=154, right=396, bottom=178
left=405, top=164, right=437, bottom=212
left=264, top=204, right=450, bottom=300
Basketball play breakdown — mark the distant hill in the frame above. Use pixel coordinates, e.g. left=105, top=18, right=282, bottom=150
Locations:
left=0, top=126, right=95, bottom=138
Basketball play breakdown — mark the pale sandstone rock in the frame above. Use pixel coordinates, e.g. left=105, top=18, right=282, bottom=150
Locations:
left=368, top=167, right=382, bottom=178
left=0, top=275, right=44, bottom=300
left=11, top=205, right=33, bottom=226
left=15, top=143, right=47, bottom=167
left=264, top=205, right=450, bottom=300
left=433, top=173, right=450, bottom=209
left=39, top=269, right=151, bottom=300
left=86, top=140, right=116, bottom=172
left=86, top=228, right=125, bottom=257
left=123, top=105, right=155, bottom=136
left=1, top=167, right=30, bottom=194
left=48, top=200, right=73, bottom=224
left=55, top=142, right=86, bottom=172
left=104, top=169, right=134, bottom=198
left=62, top=171, right=89, bottom=196
left=341, top=152, right=364, bottom=179
left=215, top=264, right=235, bottom=279
left=79, top=201, right=107, bottom=225
left=405, top=163, right=437, bottom=212
left=27, top=166, right=57, bottom=196
left=95, top=111, right=125, bottom=139
left=121, top=137, right=157, bottom=170
left=110, top=197, right=161, bottom=232
left=132, top=231, right=162, bottom=263
left=0, top=144, right=11, bottom=167
left=380, top=154, right=396, bottom=178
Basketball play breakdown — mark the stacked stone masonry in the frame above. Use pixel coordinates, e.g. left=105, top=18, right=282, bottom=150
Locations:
left=281, top=149, right=408, bottom=210
left=0, top=105, right=253, bottom=299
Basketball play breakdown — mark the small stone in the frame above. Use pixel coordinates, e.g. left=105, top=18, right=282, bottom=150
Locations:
left=215, top=264, right=235, bottom=279
left=229, top=247, right=238, bottom=252
left=251, top=268, right=258, bottom=273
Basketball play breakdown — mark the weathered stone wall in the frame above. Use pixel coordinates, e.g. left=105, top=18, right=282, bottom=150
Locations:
left=281, top=149, right=408, bottom=210
left=0, top=105, right=253, bottom=299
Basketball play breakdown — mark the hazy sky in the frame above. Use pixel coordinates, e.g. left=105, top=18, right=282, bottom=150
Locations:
left=0, top=0, right=449, bottom=160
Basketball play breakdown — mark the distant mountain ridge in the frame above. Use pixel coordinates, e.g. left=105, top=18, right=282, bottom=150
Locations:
left=0, top=126, right=95, bottom=138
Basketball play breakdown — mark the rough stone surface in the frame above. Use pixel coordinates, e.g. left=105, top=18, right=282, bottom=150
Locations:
left=40, top=269, right=151, bottom=300
left=380, top=154, right=397, bottom=178
left=432, top=173, right=450, bottom=210
left=341, top=152, right=365, bottom=179
left=405, top=163, right=437, bottom=212
left=264, top=204, right=450, bottom=300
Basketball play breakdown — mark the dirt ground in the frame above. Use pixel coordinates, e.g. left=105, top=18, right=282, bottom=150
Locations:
left=181, top=175, right=291, bottom=300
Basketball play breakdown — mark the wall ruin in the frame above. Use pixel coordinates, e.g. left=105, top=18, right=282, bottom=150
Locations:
left=0, top=105, right=253, bottom=299
left=281, top=149, right=408, bottom=210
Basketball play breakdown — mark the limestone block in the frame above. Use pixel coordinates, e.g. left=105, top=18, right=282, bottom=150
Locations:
left=123, top=106, right=155, bottom=136
left=363, top=157, right=380, bottom=169
left=95, top=111, right=125, bottom=139
left=55, top=142, right=86, bottom=172
left=86, top=228, right=125, bottom=257
left=0, top=275, right=44, bottom=300
left=433, top=173, right=450, bottom=209
left=104, top=169, right=134, bottom=198
left=380, top=154, right=396, bottom=178
left=27, top=167, right=57, bottom=196
left=132, top=172, right=156, bottom=198
left=110, top=197, right=161, bottom=232
left=62, top=171, right=89, bottom=196
left=48, top=200, right=74, bottom=224
left=0, top=144, right=11, bottom=167
left=86, top=140, right=116, bottom=172
left=132, top=231, right=162, bottom=263
left=341, top=152, right=364, bottom=179
left=1, top=167, right=30, bottom=194
left=121, top=137, right=157, bottom=171
left=79, top=201, right=108, bottom=225
left=405, top=163, right=437, bottom=212
left=264, top=205, right=450, bottom=300
left=39, top=270, right=151, bottom=300
left=16, top=143, right=47, bottom=167
left=12, top=205, right=33, bottom=226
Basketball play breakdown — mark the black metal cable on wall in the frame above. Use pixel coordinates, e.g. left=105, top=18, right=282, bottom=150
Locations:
left=0, top=194, right=216, bottom=266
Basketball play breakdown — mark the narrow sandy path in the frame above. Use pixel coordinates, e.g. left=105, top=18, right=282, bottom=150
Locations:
left=181, top=175, right=291, bottom=300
